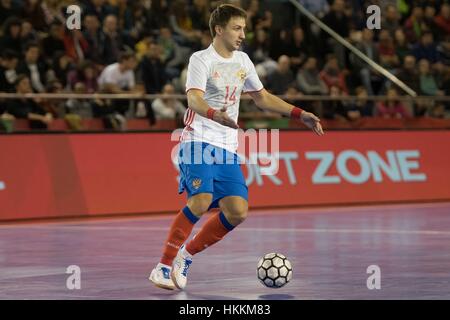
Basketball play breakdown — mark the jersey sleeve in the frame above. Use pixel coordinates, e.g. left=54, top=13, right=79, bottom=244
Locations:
left=243, top=54, right=264, bottom=93
left=185, top=54, right=208, bottom=93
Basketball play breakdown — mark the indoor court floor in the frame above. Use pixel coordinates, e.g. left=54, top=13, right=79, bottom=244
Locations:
left=1, top=202, right=449, bottom=300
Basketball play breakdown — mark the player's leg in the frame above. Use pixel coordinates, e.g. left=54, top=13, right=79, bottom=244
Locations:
left=185, top=195, right=248, bottom=256
left=150, top=142, right=213, bottom=290
left=171, top=149, right=248, bottom=289
left=150, top=193, right=213, bottom=290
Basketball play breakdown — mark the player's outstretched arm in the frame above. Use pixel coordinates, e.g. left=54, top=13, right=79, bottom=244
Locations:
left=187, top=89, right=239, bottom=129
left=248, top=89, right=324, bottom=136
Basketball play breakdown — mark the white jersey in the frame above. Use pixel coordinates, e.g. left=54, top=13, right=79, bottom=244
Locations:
left=182, top=44, right=264, bottom=153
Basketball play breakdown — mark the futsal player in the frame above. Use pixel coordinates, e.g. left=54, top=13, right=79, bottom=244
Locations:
left=150, top=4, right=324, bottom=290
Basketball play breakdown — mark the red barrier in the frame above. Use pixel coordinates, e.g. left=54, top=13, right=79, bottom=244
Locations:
left=1, top=131, right=449, bottom=221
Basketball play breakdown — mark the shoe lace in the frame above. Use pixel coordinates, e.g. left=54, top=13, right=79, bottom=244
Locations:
left=181, top=258, right=192, bottom=277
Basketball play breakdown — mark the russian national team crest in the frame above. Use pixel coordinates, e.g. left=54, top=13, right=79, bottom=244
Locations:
left=192, top=178, right=202, bottom=189
left=237, top=69, right=246, bottom=82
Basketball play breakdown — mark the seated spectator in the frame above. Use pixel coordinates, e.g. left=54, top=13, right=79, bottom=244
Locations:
left=65, top=82, right=94, bottom=130
left=297, top=57, right=328, bottom=95
left=0, top=0, right=22, bottom=24
left=139, top=42, right=167, bottom=94
left=378, top=30, right=400, bottom=70
left=323, top=85, right=347, bottom=120
left=67, top=60, right=99, bottom=93
left=434, top=3, right=450, bottom=38
left=101, top=14, right=126, bottom=65
left=345, top=86, right=373, bottom=120
left=0, top=50, right=19, bottom=93
left=0, top=17, right=23, bottom=55
left=42, top=21, right=66, bottom=61
left=97, top=51, right=141, bottom=129
left=48, top=51, right=74, bottom=87
left=418, top=59, right=444, bottom=96
left=397, top=55, right=420, bottom=94
left=350, top=29, right=382, bottom=95
left=7, top=74, right=53, bottom=129
left=412, top=32, right=441, bottom=65
left=17, top=42, right=48, bottom=93
left=319, top=54, right=348, bottom=94
left=21, top=20, right=39, bottom=44
left=404, top=6, right=425, bottom=44
left=375, top=87, right=410, bottom=119
left=82, top=13, right=103, bottom=64
left=382, top=4, right=401, bottom=37
left=151, top=83, right=186, bottom=124
left=394, top=28, right=411, bottom=64
left=63, top=30, right=89, bottom=63
left=266, top=55, right=295, bottom=95
left=158, top=27, right=191, bottom=79
left=22, top=0, right=48, bottom=31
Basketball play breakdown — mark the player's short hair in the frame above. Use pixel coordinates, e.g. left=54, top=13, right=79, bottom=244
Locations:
left=209, top=4, right=247, bottom=38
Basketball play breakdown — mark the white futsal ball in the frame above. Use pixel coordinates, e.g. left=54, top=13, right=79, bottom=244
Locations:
left=257, top=253, right=292, bottom=288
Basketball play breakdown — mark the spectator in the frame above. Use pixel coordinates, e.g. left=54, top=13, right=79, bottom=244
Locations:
left=418, top=59, right=444, bottom=96
left=169, top=0, right=202, bottom=45
left=297, top=57, right=328, bottom=95
left=42, top=21, right=66, bottom=61
left=67, top=60, right=99, bottom=93
left=0, top=17, right=23, bottom=55
left=397, top=55, right=420, bottom=94
left=64, top=82, right=94, bottom=130
left=346, top=86, right=373, bottom=120
left=394, top=28, right=411, bottom=64
left=48, top=51, right=74, bottom=87
left=248, top=28, right=272, bottom=65
left=319, top=54, right=348, bottom=94
left=7, top=74, right=53, bottom=129
left=151, top=83, right=186, bottom=123
left=139, top=42, right=167, bottom=94
left=404, top=6, right=425, bottom=43
left=63, top=29, right=89, bottom=63
left=82, top=13, right=103, bottom=64
left=22, top=0, right=48, bottom=31
left=423, top=5, right=439, bottom=36
left=375, top=87, right=410, bottom=119
left=158, top=27, right=190, bottom=79
left=83, top=0, right=109, bottom=23
left=101, top=14, right=126, bottom=65
left=322, top=0, right=351, bottom=68
left=350, top=29, right=381, bottom=95
left=266, top=55, right=295, bottom=95
left=434, top=3, right=450, bottom=38
left=378, top=30, right=400, bottom=70
left=323, top=85, right=347, bottom=120
left=20, top=20, right=39, bottom=44
left=98, top=51, right=141, bottom=129
left=412, top=32, right=441, bottom=64
left=281, top=26, right=309, bottom=74
left=0, top=0, right=22, bottom=24
left=17, top=42, right=47, bottom=93
left=0, top=50, right=19, bottom=92
left=383, top=5, right=401, bottom=37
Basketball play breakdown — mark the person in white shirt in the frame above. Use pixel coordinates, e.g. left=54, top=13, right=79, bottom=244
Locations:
left=150, top=4, right=324, bottom=291
left=97, top=51, right=142, bottom=129
left=151, top=83, right=186, bottom=121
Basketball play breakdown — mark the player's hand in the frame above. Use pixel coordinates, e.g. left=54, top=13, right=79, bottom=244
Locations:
left=301, top=111, right=324, bottom=136
left=212, top=106, right=239, bottom=129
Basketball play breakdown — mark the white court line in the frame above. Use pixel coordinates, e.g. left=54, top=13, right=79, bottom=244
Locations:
left=1, top=201, right=449, bottom=228
left=4, top=225, right=450, bottom=236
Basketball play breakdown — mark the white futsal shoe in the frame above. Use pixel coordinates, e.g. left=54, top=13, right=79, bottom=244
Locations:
left=171, top=245, right=193, bottom=290
left=149, top=263, right=176, bottom=290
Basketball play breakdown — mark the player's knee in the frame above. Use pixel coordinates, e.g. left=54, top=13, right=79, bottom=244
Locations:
left=224, top=202, right=248, bottom=226
left=187, top=193, right=213, bottom=215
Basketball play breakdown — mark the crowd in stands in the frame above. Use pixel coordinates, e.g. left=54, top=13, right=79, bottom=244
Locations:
left=0, top=0, right=449, bottom=131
